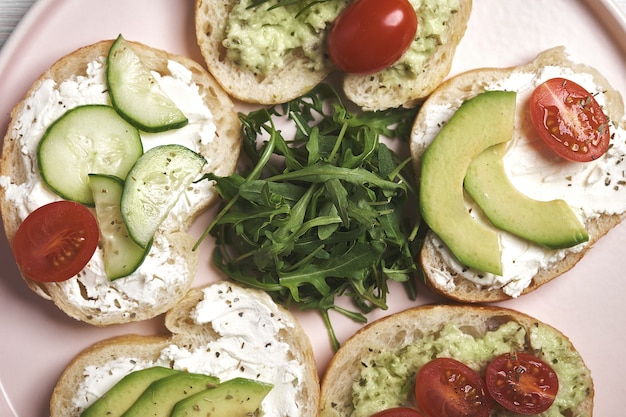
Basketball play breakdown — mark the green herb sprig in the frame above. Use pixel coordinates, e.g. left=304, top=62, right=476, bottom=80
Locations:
left=195, top=83, right=422, bottom=350
left=247, top=0, right=330, bottom=15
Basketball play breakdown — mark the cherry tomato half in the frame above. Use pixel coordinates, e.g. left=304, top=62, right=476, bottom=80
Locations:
left=485, top=352, right=559, bottom=415
left=12, top=200, right=99, bottom=282
left=370, top=407, right=425, bottom=417
left=415, top=358, right=492, bottom=417
left=327, top=0, right=418, bottom=74
left=529, top=77, right=610, bottom=162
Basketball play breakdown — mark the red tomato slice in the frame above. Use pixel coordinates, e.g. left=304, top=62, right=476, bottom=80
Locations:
left=327, top=0, right=418, bottom=74
left=529, top=77, right=610, bottom=162
left=485, top=352, right=559, bottom=415
left=12, top=200, right=99, bottom=283
left=370, top=407, right=425, bottom=417
left=415, top=357, right=492, bottom=417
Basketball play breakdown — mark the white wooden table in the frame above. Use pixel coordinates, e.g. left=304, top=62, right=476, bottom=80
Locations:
left=0, top=1, right=625, bottom=416
left=0, top=0, right=32, bottom=49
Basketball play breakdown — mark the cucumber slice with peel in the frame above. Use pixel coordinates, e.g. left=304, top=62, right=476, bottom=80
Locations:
left=121, top=144, right=206, bottom=248
left=37, top=104, right=143, bottom=205
left=89, top=174, right=151, bottom=280
left=107, top=34, right=188, bottom=133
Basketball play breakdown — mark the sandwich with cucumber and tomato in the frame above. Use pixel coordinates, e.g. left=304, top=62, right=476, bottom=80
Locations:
left=49, top=281, right=319, bottom=417
left=194, top=0, right=471, bottom=110
left=319, top=304, right=593, bottom=417
left=0, top=35, right=241, bottom=325
left=411, top=46, right=626, bottom=303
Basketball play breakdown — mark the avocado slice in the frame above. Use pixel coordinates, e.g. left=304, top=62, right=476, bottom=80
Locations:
left=121, top=371, right=219, bottom=417
left=419, top=90, right=517, bottom=275
left=464, top=143, right=589, bottom=249
left=170, top=377, right=273, bottom=417
left=81, top=366, right=180, bottom=417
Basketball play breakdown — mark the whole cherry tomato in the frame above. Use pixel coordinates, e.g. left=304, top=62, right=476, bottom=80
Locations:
left=327, top=0, right=418, bottom=74
left=485, top=352, right=559, bottom=415
left=12, top=200, right=99, bottom=282
left=529, top=77, right=610, bottom=162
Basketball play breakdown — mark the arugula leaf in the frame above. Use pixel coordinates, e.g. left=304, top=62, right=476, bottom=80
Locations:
left=197, top=83, right=422, bottom=350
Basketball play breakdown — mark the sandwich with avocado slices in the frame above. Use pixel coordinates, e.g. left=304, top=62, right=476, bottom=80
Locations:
left=411, top=46, right=626, bottom=302
left=319, top=304, right=593, bottom=417
left=0, top=35, right=241, bottom=325
left=50, top=281, right=319, bottom=417
left=194, top=0, right=472, bottom=110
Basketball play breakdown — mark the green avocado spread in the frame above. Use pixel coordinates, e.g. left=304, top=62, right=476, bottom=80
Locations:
left=222, top=0, right=460, bottom=78
left=352, top=321, right=592, bottom=417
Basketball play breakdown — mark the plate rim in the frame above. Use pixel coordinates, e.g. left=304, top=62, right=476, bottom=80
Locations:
left=2, top=0, right=626, bottom=416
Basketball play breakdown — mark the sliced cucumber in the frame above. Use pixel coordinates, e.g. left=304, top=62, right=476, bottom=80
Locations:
left=89, top=174, right=151, bottom=280
left=37, top=105, right=143, bottom=205
left=107, top=34, right=188, bottom=133
left=121, top=144, right=206, bottom=248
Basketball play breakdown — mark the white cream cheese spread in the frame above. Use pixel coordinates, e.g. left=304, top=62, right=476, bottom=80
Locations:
left=0, top=56, right=217, bottom=313
left=419, top=66, right=626, bottom=296
left=72, top=283, right=304, bottom=417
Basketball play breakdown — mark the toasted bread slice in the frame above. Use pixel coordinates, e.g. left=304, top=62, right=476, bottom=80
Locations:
left=50, top=282, right=319, bottom=417
left=342, top=0, right=472, bottom=110
left=410, top=47, right=626, bottom=303
left=194, top=0, right=472, bottom=109
left=195, top=0, right=330, bottom=105
left=320, top=304, right=593, bottom=417
left=0, top=39, right=241, bottom=325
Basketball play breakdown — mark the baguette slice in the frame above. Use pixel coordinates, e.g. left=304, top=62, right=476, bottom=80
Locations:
left=0, top=39, right=241, bottom=325
left=410, top=47, right=626, bottom=303
left=195, top=0, right=330, bottom=105
left=319, top=304, right=593, bottom=417
left=342, top=0, right=472, bottom=111
left=50, top=282, right=320, bottom=417
left=194, top=0, right=471, bottom=109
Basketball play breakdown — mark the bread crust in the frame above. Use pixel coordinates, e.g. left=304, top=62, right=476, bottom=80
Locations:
left=343, top=0, right=472, bottom=111
left=410, top=47, right=626, bottom=303
left=319, top=304, right=594, bottom=417
left=0, top=39, right=241, bottom=325
left=194, top=0, right=472, bottom=109
left=50, top=282, right=320, bottom=417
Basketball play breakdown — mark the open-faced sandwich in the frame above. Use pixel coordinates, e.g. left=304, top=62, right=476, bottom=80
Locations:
left=0, top=35, right=241, bottom=325
left=194, top=0, right=472, bottom=110
left=50, top=281, right=319, bottom=417
left=320, top=304, right=593, bottom=417
left=411, top=46, right=626, bottom=302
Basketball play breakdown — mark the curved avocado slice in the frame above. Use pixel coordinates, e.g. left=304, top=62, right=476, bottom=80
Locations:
left=121, top=372, right=219, bottom=417
left=170, top=377, right=273, bottom=417
left=464, top=143, right=589, bottom=249
left=81, top=367, right=180, bottom=417
left=419, top=90, right=517, bottom=275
